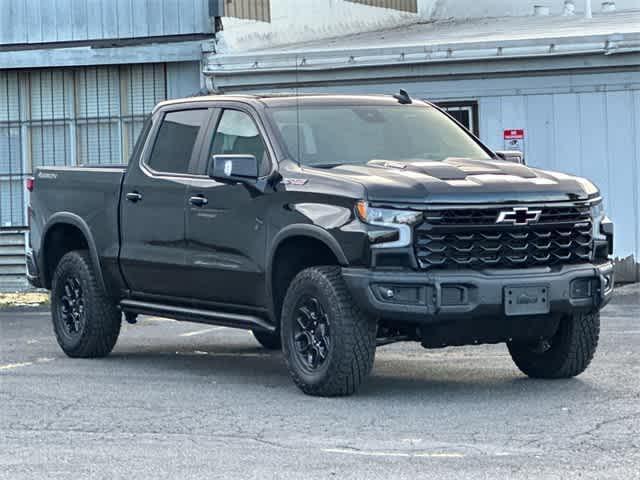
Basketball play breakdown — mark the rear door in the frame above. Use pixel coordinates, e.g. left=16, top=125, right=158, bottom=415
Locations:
left=119, top=107, right=211, bottom=298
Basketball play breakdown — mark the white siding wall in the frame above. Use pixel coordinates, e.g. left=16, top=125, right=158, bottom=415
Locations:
left=477, top=90, right=639, bottom=273
left=417, top=0, right=640, bottom=19
left=217, top=0, right=640, bottom=52
left=218, top=0, right=419, bottom=52
left=235, top=70, right=640, bottom=276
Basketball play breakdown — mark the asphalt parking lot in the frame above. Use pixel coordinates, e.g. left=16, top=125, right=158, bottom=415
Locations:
left=1, top=284, right=639, bottom=480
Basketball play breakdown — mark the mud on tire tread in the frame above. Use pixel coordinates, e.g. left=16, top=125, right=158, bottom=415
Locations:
left=508, top=311, right=600, bottom=379
left=51, top=250, right=121, bottom=358
left=281, top=266, right=377, bottom=397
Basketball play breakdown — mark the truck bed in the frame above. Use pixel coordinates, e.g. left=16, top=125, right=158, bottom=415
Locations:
left=29, top=165, right=127, bottom=290
left=32, top=165, right=126, bottom=224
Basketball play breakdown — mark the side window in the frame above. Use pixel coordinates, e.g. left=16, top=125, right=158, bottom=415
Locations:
left=147, top=109, right=209, bottom=174
left=211, top=109, right=270, bottom=176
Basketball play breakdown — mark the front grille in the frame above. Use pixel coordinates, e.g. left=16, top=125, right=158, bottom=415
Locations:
left=414, top=205, right=593, bottom=270
left=423, top=206, right=590, bottom=226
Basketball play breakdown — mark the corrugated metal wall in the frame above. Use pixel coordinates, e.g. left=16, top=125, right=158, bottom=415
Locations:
left=0, top=61, right=201, bottom=291
left=347, top=0, right=418, bottom=13
left=0, top=0, right=211, bottom=44
left=224, top=0, right=271, bottom=22
left=0, top=229, right=27, bottom=291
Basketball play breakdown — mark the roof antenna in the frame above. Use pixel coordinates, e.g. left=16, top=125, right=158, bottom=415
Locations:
left=393, top=89, right=412, bottom=104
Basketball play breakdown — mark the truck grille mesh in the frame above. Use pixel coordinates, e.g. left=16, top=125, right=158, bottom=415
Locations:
left=414, top=206, right=593, bottom=270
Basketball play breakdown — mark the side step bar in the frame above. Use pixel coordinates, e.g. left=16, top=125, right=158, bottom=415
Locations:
left=119, top=299, right=276, bottom=333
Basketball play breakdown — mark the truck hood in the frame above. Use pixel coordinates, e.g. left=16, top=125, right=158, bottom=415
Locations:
left=309, top=158, right=598, bottom=204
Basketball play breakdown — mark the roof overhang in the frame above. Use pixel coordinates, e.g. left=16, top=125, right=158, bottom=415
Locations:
left=0, top=40, right=206, bottom=69
left=204, top=12, right=640, bottom=91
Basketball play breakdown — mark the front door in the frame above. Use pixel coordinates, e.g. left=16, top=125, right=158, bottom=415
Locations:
left=185, top=107, right=272, bottom=307
left=120, top=108, right=210, bottom=298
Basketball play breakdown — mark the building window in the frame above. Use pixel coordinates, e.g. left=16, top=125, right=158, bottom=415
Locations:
left=436, top=101, right=479, bottom=136
left=0, top=65, right=167, bottom=227
left=224, top=0, right=271, bottom=22
left=346, top=0, right=418, bottom=13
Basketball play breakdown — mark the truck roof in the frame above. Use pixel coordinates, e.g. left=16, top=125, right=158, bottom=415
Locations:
left=154, top=93, right=430, bottom=112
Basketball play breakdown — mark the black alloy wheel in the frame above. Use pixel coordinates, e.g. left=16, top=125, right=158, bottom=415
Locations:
left=292, top=295, right=332, bottom=372
left=58, top=276, right=86, bottom=339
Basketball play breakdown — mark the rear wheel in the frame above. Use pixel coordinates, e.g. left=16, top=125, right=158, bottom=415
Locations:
left=252, top=329, right=281, bottom=350
left=281, top=266, right=377, bottom=397
left=508, top=311, right=600, bottom=378
left=51, top=250, right=121, bottom=358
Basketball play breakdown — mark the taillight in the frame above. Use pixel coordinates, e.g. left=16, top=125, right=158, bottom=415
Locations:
left=26, top=177, right=34, bottom=192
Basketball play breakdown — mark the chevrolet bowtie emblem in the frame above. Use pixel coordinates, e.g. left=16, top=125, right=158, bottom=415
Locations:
left=496, top=207, right=542, bottom=225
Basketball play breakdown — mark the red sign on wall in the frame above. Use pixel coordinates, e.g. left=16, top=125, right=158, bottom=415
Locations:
left=504, top=129, right=524, bottom=140
left=504, top=129, right=525, bottom=152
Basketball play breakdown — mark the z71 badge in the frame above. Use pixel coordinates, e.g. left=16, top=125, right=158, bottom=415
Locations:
left=282, top=178, right=308, bottom=186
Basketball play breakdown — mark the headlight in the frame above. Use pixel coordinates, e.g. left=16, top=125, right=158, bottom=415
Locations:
left=591, top=201, right=614, bottom=257
left=591, top=201, right=606, bottom=240
left=356, top=201, right=422, bottom=248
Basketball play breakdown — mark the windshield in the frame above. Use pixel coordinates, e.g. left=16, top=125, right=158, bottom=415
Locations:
left=267, top=104, right=491, bottom=166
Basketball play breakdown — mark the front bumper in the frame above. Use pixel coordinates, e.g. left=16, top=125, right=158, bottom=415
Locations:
left=342, top=261, right=614, bottom=325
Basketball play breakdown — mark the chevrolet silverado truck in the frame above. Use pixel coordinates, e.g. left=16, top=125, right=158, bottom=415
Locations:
left=27, top=93, right=615, bottom=396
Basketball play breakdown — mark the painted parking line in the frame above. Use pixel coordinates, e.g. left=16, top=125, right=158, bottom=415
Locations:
left=0, top=357, right=55, bottom=371
left=0, top=311, right=51, bottom=318
left=322, top=448, right=464, bottom=458
left=144, top=316, right=176, bottom=323
left=0, top=361, right=34, bottom=371
left=179, top=327, right=226, bottom=337
left=175, top=351, right=271, bottom=358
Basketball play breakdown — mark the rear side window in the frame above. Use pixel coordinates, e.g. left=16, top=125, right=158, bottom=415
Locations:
left=147, top=109, right=209, bottom=174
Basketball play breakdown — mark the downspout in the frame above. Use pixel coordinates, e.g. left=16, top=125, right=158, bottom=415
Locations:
left=585, top=0, right=593, bottom=18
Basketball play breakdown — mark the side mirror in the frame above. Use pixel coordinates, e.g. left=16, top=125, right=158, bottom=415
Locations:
left=208, top=154, right=259, bottom=184
left=495, top=150, right=525, bottom=165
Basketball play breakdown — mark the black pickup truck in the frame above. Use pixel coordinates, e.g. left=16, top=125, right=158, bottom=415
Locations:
left=27, top=93, right=614, bottom=396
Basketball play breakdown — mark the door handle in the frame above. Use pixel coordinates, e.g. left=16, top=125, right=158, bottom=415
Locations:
left=189, top=195, right=208, bottom=207
left=126, top=192, right=143, bottom=202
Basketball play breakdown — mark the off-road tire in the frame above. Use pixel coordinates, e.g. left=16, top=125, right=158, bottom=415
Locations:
left=508, top=311, right=600, bottom=378
left=252, top=329, right=281, bottom=350
left=51, top=250, right=121, bottom=358
left=281, top=266, right=377, bottom=397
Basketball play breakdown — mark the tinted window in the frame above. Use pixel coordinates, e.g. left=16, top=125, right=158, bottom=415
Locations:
left=147, top=109, right=208, bottom=173
left=211, top=110, right=269, bottom=176
left=267, top=105, right=490, bottom=167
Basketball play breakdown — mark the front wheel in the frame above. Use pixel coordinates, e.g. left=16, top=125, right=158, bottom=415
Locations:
left=281, top=266, right=377, bottom=397
left=508, top=311, right=600, bottom=379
